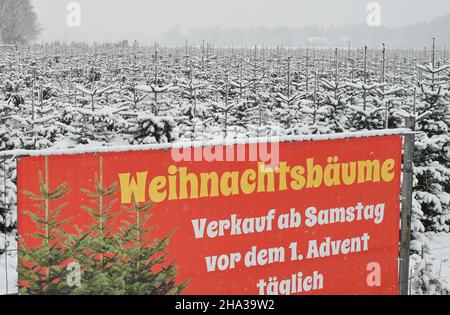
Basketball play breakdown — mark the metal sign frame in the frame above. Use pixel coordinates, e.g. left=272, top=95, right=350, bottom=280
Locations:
left=0, top=127, right=416, bottom=295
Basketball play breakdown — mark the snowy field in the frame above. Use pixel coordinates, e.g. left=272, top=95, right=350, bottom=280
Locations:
left=0, top=42, right=449, bottom=294
left=410, top=233, right=450, bottom=294
left=0, top=233, right=17, bottom=295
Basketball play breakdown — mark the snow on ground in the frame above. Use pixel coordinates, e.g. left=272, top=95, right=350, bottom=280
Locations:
left=0, top=251, right=18, bottom=295
left=0, top=231, right=18, bottom=295
left=410, top=232, right=450, bottom=294
left=425, top=232, right=450, bottom=291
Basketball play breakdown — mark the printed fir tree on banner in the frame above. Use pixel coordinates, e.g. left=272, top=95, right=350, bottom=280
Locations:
left=19, top=156, right=187, bottom=295
left=19, top=161, right=75, bottom=295
left=115, top=201, right=189, bottom=295
left=65, top=170, right=124, bottom=294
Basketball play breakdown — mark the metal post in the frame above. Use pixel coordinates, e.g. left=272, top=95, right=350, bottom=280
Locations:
left=399, top=116, right=415, bottom=295
left=2, top=158, right=7, bottom=294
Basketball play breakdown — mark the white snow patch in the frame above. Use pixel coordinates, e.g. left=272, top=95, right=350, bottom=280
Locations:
left=0, top=128, right=412, bottom=158
left=0, top=250, right=18, bottom=295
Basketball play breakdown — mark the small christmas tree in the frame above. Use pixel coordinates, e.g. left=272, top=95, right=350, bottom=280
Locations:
left=413, top=38, right=450, bottom=235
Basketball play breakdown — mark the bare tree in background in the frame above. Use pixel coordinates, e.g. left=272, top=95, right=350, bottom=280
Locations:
left=0, top=0, right=41, bottom=44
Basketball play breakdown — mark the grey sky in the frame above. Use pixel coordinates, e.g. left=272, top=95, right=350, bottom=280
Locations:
left=32, top=0, right=450, bottom=43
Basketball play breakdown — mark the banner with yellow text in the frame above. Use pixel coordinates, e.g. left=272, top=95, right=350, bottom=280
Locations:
left=17, top=135, right=402, bottom=295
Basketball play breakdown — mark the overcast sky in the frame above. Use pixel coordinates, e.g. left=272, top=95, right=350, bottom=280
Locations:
left=31, top=0, right=450, bottom=43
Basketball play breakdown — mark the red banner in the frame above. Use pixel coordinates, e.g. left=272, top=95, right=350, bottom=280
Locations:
left=18, top=135, right=402, bottom=295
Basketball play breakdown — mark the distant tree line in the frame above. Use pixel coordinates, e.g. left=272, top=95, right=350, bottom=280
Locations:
left=158, top=15, right=450, bottom=49
left=0, top=0, right=40, bottom=44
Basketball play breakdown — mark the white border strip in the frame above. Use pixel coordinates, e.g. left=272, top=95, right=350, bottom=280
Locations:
left=0, top=128, right=412, bottom=158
